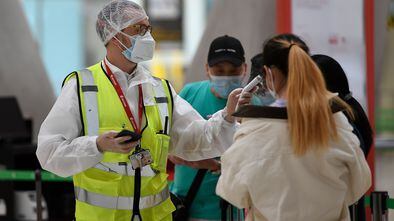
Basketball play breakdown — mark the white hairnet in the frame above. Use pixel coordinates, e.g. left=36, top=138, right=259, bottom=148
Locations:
left=96, top=0, right=148, bottom=45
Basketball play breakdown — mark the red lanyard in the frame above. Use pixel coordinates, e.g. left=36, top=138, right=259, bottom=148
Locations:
left=103, top=60, right=143, bottom=134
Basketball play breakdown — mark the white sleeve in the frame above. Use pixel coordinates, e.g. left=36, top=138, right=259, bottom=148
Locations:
left=335, top=113, right=372, bottom=205
left=36, top=78, right=103, bottom=177
left=168, top=87, right=237, bottom=161
left=216, top=154, right=253, bottom=209
left=345, top=137, right=372, bottom=205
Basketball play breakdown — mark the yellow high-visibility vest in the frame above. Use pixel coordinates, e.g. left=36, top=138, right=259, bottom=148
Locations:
left=63, top=62, right=175, bottom=221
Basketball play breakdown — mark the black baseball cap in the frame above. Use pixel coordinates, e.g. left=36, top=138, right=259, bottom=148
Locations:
left=207, top=35, right=245, bottom=67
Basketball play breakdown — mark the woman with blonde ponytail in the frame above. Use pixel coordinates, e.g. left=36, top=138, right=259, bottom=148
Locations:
left=216, top=34, right=371, bottom=221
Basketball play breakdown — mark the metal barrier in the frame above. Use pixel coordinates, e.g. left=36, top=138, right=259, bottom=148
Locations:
left=2, top=170, right=394, bottom=221
left=0, top=169, right=71, bottom=220
left=35, top=170, right=43, bottom=221
left=350, top=191, right=394, bottom=221
left=350, top=203, right=358, bottom=221
left=0, top=169, right=72, bottom=182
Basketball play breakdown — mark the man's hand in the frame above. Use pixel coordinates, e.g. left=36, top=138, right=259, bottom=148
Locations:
left=96, top=131, right=138, bottom=154
left=225, top=88, right=254, bottom=122
left=168, top=155, right=220, bottom=171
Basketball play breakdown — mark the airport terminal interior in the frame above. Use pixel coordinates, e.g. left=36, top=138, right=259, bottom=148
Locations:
left=0, top=0, right=393, bottom=220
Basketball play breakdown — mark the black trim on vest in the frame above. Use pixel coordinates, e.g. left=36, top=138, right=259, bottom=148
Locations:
left=140, top=102, right=149, bottom=135
left=164, top=79, right=174, bottom=116
left=61, top=71, right=77, bottom=88
left=74, top=72, right=86, bottom=136
left=100, top=63, right=111, bottom=82
left=76, top=73, right=86, bottom=136
left=233, top=99, right=345, bottom=119
left=62, top=71, right=86, bottom=135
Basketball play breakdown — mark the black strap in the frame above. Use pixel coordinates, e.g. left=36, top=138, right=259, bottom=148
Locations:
left=184, top=169, right=208, bottom=209
left=221, top=200, right=230, bottom=221
left=131, top=146, right=142, bottom=221
left=164, top=79, right=174, bottom=115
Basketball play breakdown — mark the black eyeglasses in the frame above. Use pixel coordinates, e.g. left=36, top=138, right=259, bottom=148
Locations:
left=132, top=24, right=152, bottom=36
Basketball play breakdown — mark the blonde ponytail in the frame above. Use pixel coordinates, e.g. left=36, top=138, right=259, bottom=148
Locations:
left=287, top=45, right=338, bottom=155
left=263, top=35, right=353, bottom=155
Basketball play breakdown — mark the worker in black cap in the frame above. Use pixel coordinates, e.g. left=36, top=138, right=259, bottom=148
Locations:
left=169, top=35, right=247, bottom=221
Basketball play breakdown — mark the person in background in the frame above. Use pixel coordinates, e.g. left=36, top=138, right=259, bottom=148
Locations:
left=216, top=34, right=371, bottom=221
left=169, top=35, right=247, bottom=221
left=313, top=54, right=373, bottom=221
left=248, top=53, right=275, bottom=106
left=249, top=53, right=263, bottom=82
left=312, top=54, right=373, bottom=156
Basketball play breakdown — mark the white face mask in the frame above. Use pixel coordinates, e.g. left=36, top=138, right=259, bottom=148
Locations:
left=114, top=32, right=155, bottom=63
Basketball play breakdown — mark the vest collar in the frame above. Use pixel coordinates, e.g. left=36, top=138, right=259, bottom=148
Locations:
left=102, top=57, right=159, bottom=88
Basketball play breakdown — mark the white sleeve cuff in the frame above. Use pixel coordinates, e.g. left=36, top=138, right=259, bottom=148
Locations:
left=87, top=135, right=102, bottom=155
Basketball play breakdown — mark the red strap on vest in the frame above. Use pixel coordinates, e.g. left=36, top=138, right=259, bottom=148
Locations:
left=103, top=60, right=143, bottom=134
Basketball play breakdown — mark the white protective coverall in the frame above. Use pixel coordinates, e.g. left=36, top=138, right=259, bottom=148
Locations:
left=37, top=58, right=236, bottom=177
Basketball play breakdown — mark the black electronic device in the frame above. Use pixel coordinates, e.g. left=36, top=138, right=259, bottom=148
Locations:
left=115, top=130, right=141, bottom=144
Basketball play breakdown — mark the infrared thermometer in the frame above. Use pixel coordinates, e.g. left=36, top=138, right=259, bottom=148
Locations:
left=242, top=75, right=262, bottom=93
left=235, top=75, right=263, bottom=112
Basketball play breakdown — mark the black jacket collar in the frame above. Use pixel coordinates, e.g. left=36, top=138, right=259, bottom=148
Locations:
left=233, top=100, right=345, bottom=119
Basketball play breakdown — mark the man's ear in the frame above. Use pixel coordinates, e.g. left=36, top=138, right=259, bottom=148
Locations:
left=205, top=63, right=211, bottom=79
left=111, top=34, right=121, bottom=47
left=242, top=63, right=248, bottom=76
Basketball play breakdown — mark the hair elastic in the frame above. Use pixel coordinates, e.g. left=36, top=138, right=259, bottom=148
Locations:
left=288, top=43, right=297, bottom=50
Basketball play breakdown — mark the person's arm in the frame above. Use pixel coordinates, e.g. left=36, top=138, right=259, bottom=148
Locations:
left=37, top=78, right=137, bottom=177
left=216, top=151, right=253, bottom=209
left=168, top=85, right=244, bottom=161
left=36, top=78, right=103, bottom=177
left=344, top=133, right=372, bottom=205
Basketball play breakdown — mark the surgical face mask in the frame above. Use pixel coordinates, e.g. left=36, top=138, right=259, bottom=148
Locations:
left=251, top=93, right=276, bottom=106
left=114, top=32, right=155, bottom=63
left=210, top=75, right=244, bottom=98
left=270, top=98, right=287, bottom=107
left=250, top=80, right=275, bottom=106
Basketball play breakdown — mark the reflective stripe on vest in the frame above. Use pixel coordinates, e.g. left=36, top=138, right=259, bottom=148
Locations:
left=93, top=162, right=156, bottom=177
left=69, top=64, right=174, bottom=220
left=74, top=186, right=170, bottom=210
left=79, top=69, right=99, bottom=136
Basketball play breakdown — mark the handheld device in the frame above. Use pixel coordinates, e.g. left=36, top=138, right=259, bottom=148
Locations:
left=115, top=130, right=141, bottom=144
left=242, top=75, right=262, bottom=93
left=234, top=75, right=263, bottom=112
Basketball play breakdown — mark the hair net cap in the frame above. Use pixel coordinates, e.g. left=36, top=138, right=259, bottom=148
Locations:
left=96, top=0, right=148, bottom=45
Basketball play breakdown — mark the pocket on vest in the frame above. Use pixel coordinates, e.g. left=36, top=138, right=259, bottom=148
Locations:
left=151, top=134, right=170, bottom=172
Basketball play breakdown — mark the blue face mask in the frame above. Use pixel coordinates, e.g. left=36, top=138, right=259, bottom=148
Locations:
left=210, top=75, right=244, bottom=98
left=251, top=93, right=276, bottom=106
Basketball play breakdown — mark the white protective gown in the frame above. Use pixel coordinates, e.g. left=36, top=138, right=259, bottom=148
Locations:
left=37, top=58, right=236, bottom=177
left=216, top=112, right=371, bottom=221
